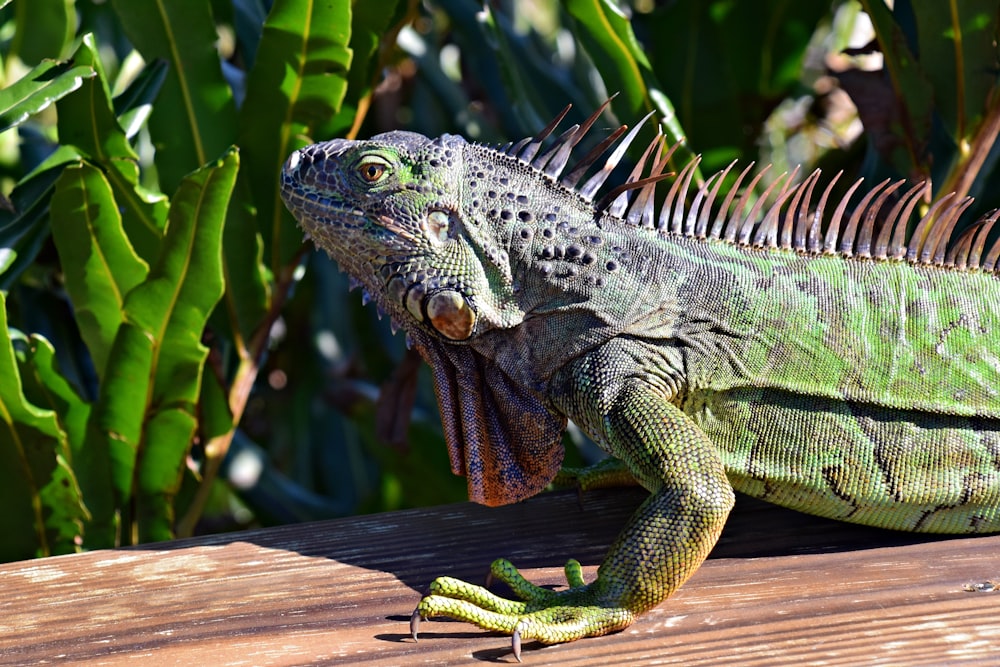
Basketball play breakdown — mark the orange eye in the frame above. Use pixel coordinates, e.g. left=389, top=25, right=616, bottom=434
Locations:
left=359, top=162, right=386, bottom=182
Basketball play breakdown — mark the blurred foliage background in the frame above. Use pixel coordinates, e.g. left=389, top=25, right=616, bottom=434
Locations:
left=0, top=0, right=997, bottom=561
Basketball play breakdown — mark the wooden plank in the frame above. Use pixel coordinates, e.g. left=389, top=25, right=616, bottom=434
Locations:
left=1, top=488, right=997, bottom=665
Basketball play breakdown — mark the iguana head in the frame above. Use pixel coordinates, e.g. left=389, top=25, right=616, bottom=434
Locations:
left=279, top=109, right=642, bottom=507
left=281, top=127, right=578, bottom=507
left=281, top=130, right=525, bottom=343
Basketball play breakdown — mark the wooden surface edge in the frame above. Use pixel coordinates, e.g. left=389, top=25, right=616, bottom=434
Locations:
left=1, top=488, right=997, bottom=666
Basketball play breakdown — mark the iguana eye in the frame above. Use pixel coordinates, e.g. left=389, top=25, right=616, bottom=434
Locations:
left=357, top=159, right=389, bottom=183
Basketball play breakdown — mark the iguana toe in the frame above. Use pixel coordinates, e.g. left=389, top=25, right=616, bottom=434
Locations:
left=410, top=559, right=636, bottom=657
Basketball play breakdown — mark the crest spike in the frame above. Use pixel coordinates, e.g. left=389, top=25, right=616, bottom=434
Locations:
left=723, top=164, right=771, bottom=243
left=601, top=128, right=662, bottom=217
left=533, top=123, right=580, bottom=173
left=517, top=104, right=572, bottom=163
left=670, top=156, right=704, bottom=234
left=657, top=152, right=698, bottom=232
left=968, top=209, right=1000, bottom=268
left=752, top=165, right=800, bottom=248
left=579, top=111, right=656, bottom=201
left=627, top=137, right=672, bottom=227
left=505, top=137, right=530, bottom=157
left=834, top=178, right=896, bottom=256
left=784, top=169, right=821, bottom=250
left=980, top=211, right=1000, bottom=271
left=709, top=162, right=755, bottom=240
left=907, top=192, right=956, bottom=262
left=926, top=197, right=974, bottom=265
left=696, top=160, right=736, bottom=238
left=819, top=176, right=866, bottom=253
left=541, top=98, right=616, bottom=180
left=799, top=172, right=847, bottom=252
left=853, top=180, right=902, bottom=258
left=888, top=183, right=929, bottom=258
left=562, top=125, right=627, bottom=190
left=734, top=167, right=784, bottom=245
left=681, top=159, right=716, bottom=236
left=946, top=220, right=978, bottom=268
left=873, top=181, right=925, bottom=258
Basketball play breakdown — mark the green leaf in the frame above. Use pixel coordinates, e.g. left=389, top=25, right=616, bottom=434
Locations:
left=17, top=335, right=91, bottom=467
left=50, top=161, right=150, bottom=377
left=238, top=0, right=352, bottom=274
left=83, top=147, right=239, bottom=545
left=217, top=177, right=271, bottom=349
left=9, top=0, right=75, bottom=66
left=110, top=0, right=238, bottom=194
left=0, top=156, right=78, bottom=289
left=15, top=334, right=91, bottom=555
left=56, top=35, right=137, bottom=162
left=112, top=57, right=170, bottom=140
left=0, top=59, right=95, bottom=134
left=468, top=3, right=581, bottom=134
left=912, top=0, right=998, bottom=144
left=635, top=0, right=830, bottom=169
left=82, top=321, right=150, bottom=546
left=0, top=294, right=85, bottom=561
left=56, top=35, right=168, bottom=264
left=564, top=0, right=692, bottom=169
left=325, top=0, right=408, bottom=138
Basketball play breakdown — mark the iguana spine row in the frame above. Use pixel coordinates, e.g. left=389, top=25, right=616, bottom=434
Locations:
left=497, top=100, right=1000, bottom=272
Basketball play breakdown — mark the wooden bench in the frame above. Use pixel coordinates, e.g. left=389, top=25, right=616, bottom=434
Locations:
left=2, top=488, right=997, bottom=665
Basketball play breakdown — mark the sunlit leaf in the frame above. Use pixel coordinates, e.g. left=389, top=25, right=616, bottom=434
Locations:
left=82, top=148, right=239, bottom=546
left=0, top=156, right=78, bottom=289
left=0, top=294, right=86, bottom=561
left=238, top=0, right=352, bottom=274
left=9, top=0, right=75, bottom=65
left=50, top=162, right=150, bottom=377
left=56, top=35, right=167, bottom=264
left=110, top=0, right=238, bottom=193
left=15, top=334, right=91, bottom=554
left=565, top=0, right=692, bottom=170
left=0, top=59, right=95, bottom=134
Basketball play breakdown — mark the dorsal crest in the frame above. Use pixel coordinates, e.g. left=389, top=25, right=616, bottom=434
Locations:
left=495, top=102, right=1000, bottom=273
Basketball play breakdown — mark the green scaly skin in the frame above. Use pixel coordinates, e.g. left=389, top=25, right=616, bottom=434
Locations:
left=280, top=109, right=1000, bottom=659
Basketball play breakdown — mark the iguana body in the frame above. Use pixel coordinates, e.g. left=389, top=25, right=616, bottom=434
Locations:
left=280, top=103, right=1000, bottom=658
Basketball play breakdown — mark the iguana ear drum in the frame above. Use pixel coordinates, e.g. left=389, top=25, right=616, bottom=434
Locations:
left=426, top=289, right=476, bottom=340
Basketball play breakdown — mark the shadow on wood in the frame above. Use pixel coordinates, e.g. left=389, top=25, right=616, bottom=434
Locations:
left=1, top=488, right=997, bottom=665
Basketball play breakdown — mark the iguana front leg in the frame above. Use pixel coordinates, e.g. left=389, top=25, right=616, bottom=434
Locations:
left=412, top=350, right=734, bottom=658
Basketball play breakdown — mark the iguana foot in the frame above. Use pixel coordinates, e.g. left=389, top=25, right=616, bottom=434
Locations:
left=410, top=558, right=635, bottom=661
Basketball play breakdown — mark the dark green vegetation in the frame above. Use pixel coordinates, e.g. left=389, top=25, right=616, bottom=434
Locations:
left=0, top=0, right=997, bottom=561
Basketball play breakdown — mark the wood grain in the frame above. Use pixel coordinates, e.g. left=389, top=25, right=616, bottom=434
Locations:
left=1, top=488, right=997, bottom=665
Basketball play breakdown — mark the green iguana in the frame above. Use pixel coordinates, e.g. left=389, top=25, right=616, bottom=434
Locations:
left=279, top=101, right=1000, bottom=659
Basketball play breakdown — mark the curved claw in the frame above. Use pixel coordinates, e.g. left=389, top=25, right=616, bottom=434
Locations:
left=512, top=627, right=522, bottom=662
left=410, top=608, right=422, bottom=642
